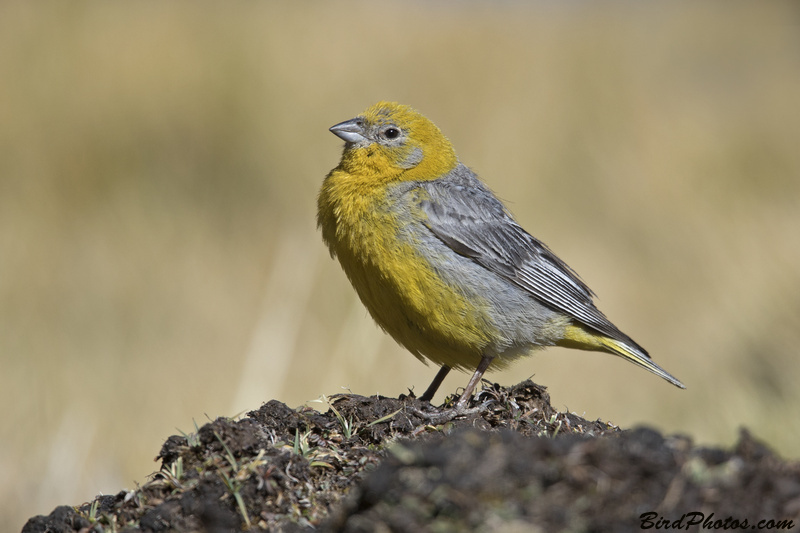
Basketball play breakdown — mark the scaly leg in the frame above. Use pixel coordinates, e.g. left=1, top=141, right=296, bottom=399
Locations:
left=455, top=354, right=493, bottom=410
left=419, top=365, right=451, bottom=402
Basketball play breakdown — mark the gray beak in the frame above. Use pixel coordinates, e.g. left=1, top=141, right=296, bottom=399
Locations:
left=330, top=118, right=367, bottom=143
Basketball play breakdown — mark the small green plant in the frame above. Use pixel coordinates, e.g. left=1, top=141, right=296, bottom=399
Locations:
left=314, top=395, right=356, bottom=439
left=365, top=408, right=402, bottom=429
left=213, top=430, right=258, bottom=529
left=218, top=468, right=250, bottom=530
left=547, top=413, right=562, bottom=438
left=293, top=428, right=314, bottom=458
left=333, top=407, right=355, bottom=439
left=177, top=419, right=201, bottom=448
left=214, top=430, right=239, bottom=471
left=81, top=497, right=124, bottom=533
left=162, top=456, right=184, bottom=488
left=87, top=499, right=99, bottom=522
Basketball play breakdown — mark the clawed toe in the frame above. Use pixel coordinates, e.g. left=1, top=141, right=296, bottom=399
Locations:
left=409, top=400, right=492, bottom=425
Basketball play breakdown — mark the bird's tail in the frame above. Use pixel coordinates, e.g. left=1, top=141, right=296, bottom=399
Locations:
left=558, top=324, right=686, bottom=389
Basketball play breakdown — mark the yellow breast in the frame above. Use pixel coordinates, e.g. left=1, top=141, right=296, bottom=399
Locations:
left=317, top=168, right=494, bottom=371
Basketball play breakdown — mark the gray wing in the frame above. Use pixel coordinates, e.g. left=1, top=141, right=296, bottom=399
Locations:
left=418, top=165, right=640, bottom=347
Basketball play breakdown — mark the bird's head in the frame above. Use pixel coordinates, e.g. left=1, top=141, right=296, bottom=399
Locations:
left=330, top=102, right=458, bottom=181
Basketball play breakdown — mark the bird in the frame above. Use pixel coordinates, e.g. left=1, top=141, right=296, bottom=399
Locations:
left=317, top=101, right=685, bottom=411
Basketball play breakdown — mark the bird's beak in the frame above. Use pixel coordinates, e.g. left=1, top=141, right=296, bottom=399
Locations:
left=330, top=118, right=367, bottom=143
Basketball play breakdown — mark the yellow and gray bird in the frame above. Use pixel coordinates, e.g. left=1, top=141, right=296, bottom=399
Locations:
left=317, top=101, right=685, bottom=410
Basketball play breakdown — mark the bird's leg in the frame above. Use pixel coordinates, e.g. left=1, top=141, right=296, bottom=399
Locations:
left=455, top=354, right=493, bottom=410
left=419, top=365, right=451, bottom=402
left=409, top=355, right=494, bottom=425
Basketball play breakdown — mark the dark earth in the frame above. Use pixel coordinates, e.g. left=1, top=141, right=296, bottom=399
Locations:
left=23, top=381, right=800, bottom=532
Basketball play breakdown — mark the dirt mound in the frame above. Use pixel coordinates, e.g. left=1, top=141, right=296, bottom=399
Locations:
left=21, top=381, right=800, bottom=532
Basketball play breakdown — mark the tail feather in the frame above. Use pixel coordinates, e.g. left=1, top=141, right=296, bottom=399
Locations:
left=599, top=337, right=685, bottom=389
left=558, top=324, right=686, bottom=389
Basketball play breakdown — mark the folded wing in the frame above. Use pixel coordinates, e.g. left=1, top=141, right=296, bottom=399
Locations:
left=418, top=166, right=645, bottom=353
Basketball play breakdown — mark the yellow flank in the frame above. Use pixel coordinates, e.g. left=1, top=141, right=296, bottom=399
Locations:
left=557, top=323, right=608, bottom=351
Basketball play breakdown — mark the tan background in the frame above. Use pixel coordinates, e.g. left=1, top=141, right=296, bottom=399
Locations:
left=2, top=2, right=799, bottom=530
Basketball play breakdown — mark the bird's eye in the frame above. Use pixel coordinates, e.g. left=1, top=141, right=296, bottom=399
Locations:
left=384, top=127, right=400, bottom=139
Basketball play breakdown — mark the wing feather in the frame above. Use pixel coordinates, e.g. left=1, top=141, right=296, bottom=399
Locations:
left=417, top=165, right=639, bottom=346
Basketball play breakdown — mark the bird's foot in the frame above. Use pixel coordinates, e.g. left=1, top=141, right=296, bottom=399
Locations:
left=408, top=399, right=492, bottom=425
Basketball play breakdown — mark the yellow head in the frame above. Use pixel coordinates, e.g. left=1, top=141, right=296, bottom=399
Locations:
left=330, top=101, right=458, bottom=182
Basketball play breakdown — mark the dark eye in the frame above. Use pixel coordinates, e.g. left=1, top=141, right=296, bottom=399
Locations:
left=384, top=127, right=400, bottom=139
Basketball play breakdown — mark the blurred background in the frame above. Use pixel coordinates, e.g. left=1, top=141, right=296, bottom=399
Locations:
left=2, top=1, right=799, bottom=529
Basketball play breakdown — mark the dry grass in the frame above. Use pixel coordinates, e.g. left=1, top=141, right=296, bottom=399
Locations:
left=2, top=2, right=799, bottom=530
